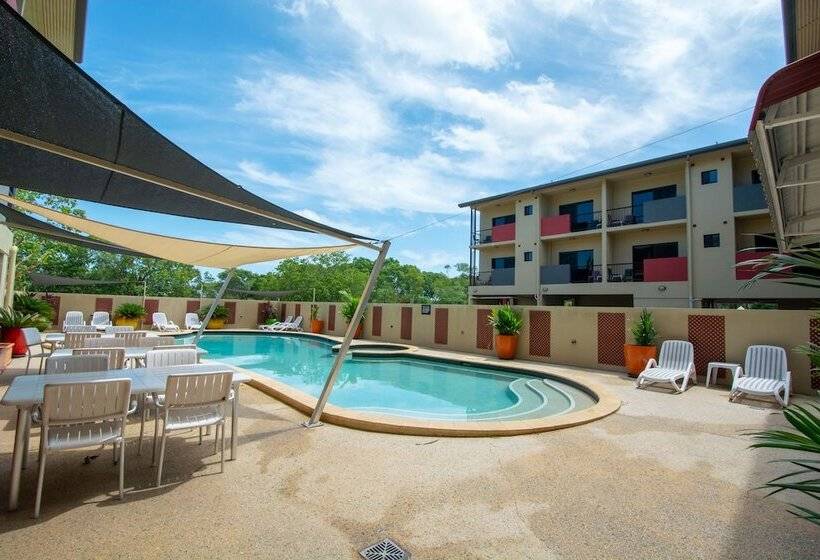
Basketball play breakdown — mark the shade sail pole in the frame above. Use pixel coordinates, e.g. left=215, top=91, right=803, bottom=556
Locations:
left=194, top=268, right=235, bottom=344
left=303, top=240, right=390, bottom=428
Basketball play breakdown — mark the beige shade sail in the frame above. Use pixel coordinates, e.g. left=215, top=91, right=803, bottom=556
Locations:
left=1, top=195, right=354, bottom=268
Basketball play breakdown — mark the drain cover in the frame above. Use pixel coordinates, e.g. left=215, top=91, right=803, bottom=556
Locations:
left=359, top=538, right=410, bottom=560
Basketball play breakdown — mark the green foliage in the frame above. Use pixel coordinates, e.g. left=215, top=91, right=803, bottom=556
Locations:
left=13, top=293, right=54, bottom=330
left=630, top=309, right=657, bottom=346
left=310, top=304, right=319, bottom=321
left=738, top=247, right=820, bottom=291
left=339, top=290, right=365, bottom=323
left=114, top=303, right=145, bottom=319
left=198, top=304, right=229, bottom=320
left=488, top=306, right=523, bottom=336
left=749, top=404, right=820, bottom=525
left=0, top=307, right=44, bottom=329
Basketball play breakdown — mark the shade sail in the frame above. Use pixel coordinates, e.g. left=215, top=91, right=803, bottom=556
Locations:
left=0, top=201, right=150, bottom=257
left=0, top=3, right=375, bottom=244
left=29, top=273, right=130, bottom=287
left=227, top=288, right=296, bottom=298
left=1, top=196, right=354, bottom=268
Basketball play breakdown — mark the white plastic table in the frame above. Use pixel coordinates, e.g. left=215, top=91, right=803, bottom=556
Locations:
left=42, top=332, right=161, bottom=344
left=1, top=363, right=250, bottom=511
left=705, top=361, right=740, bottom=387
left=49, top=346, right=207, bottom=366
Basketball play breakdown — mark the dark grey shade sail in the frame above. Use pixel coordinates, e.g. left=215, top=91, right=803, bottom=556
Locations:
left=29, top=273, right=131, bottom=287
left=227, top=288, right=297, bottom=299
left=0, top=202, right=151, bottom=258
left=0, top=3, right=374, bottom=243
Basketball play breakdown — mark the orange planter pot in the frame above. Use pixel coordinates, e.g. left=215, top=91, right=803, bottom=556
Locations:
left=353, top=323, right=364, bottom=339
left=624, top=344, right=657, bottom=376
left=495, top=334, right=518, bottom=360
left=114, top=317, right=141, bottom=329
left=0, top=342, right=13, bottom=371
left=310, top=319, right=324, bottom=334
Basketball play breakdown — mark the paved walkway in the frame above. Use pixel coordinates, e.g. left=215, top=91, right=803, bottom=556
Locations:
left=0, top=353, right=817, bottom=559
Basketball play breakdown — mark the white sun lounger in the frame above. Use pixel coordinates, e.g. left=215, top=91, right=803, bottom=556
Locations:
left=91, top=311, right=111, bottom=331
left=730, top=345, right=790, bottom=407
left=152, top=312, right=180, bottom=331
left=260, top=315, right=292, bottom=331
left=273, top=316, right=303, bottom=332
left=636, top=340, right=696, bottom=393
left=185, top=312, right=202, bottom=330
left=62, top=311, right=85, bottom=331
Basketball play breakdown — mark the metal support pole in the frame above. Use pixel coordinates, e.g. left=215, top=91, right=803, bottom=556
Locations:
left=303, top=241, right=391, bottom=428
left=194, top=268, right=235, bottom=344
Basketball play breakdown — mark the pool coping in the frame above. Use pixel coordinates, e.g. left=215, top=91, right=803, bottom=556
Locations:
left=198, top=329, right=622, bottom=437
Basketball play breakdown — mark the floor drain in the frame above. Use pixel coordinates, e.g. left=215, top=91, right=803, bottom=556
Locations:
left=359, top=538, right=410, bottom=560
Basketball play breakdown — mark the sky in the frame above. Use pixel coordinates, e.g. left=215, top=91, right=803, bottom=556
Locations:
left=74, top=0, right=786, bottom=275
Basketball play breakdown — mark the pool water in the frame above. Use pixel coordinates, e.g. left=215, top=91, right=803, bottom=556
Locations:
left=183, top=334, right=595, bottom=421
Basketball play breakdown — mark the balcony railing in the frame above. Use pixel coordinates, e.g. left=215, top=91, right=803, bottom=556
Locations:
left=607, top=196, right=686, bottom=227
left=540, top=211, right=602, bottom=236
left=733, top=184, right=767, bottom=212
left=472, top=268, right=515, bottom=286
left=540, top=264, right=603, bottom=284
left=607, top=258, right=688, bottom=282
left=473, top=223, right=516, bottom=245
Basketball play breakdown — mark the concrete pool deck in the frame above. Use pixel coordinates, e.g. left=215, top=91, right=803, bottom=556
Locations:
left=0, top=353, right=817, bottom=558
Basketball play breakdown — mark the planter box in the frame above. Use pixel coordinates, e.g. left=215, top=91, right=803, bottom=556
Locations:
left=0, top=342, right=13, bottom=371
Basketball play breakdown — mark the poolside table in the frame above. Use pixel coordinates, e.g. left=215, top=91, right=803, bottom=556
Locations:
left=48, top=346, right=208, bottom=367
left=1, top=363, right=250, bottom=511
left=42, top=332, right=161, bottom=345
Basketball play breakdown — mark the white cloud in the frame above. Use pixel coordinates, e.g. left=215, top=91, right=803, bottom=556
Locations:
left=397, top=248, right=466, bottom=272
left=235, top=72, right=392, bottom=144
left=237, top=160, right=299, bottom=190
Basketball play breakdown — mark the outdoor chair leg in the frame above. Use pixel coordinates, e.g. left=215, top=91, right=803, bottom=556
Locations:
left=138, top=403, right=146, bottom=455
left=220, top=423, right=225, bottom=474
left=213, top=424, right=219, bottom=454
left=112, top=441, right=118, bottom=465
left=199, top=427, right=203, bottom=445
left=156, top=431, right=167, bottom=487
left=152, top=415, right=160, bottom=466
left=118, top=440, right=126, bottom=499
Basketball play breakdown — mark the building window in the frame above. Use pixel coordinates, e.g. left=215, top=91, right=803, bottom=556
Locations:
left=559, top=250, right=594, bottom=283
left=753, top=233, right=777, bottom=248
left=632, top=242, right=678, bottom=281
left=751, top=170, right=761, bottom=184
left=701, top=169, right=718, bottom=184
left=523, top=251, right=533, bottom=262
left=630, top=186, right=676, bottom=221
left=524, top=204, right=533, bottom=216
left=491, top=214, right=516, bottom=226
left=559, top=199, right=596, bottom=231
left=491, top=256, right=515, bottom=269
left=703, top=233, right=720, bottom=248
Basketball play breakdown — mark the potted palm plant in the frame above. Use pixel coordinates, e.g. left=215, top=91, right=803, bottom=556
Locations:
left=624, top=308, right=658, bottom=376
left=309, top=304, right=324, bottom=334
left=0, top=308, right=44, bottom=356
left=13, top=293, right=54, bottom=330
left=488, top=306, right=523, bottom=360
left=198, top=305, right=230, bottom=329
left=339, top=290, right=365, bottom=339
left=114, top=303, right=145, bottom=329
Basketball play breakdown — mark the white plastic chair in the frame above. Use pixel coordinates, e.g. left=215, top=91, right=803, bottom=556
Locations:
left=730, top=345, right=791, bottom=407
left=35, top=378, right=132, bottom=518
left=151, top=336, right=177, bottom=347
left=63, top=332, right=102, bottom=349
left=272, top=316, right=303, bottom=332
left=105, top=325, right=134, bottom=334
left=64, top=324, right=97, bottom=333
left=152, top=312, right=179, bottom=331
left=636, top=340, right=696, bottom=393
left=72, top=347, right=126, bottom=370
left=22, top=327, right=49, bottom=374
left=45, top=354, right=110, bottom=375
left=62, top=311, right=85, bottom=331
left=260, top=315, right=291, bottom=331
left=91, top=311, right=111, bottom=331
left=185, top=313, right=202, bottom=330
left=114, top=331, right=147, bottom=345
left=151, top=371, right=234, bottom=486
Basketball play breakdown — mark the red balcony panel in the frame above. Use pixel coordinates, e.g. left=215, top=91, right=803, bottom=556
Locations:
left=491, top=222, right=516, bottom=242
left=540, top=215, right=571, bottom=236
left=644, top=257, right=688, bottom=282
left=735, top=250, right=786, bottom=280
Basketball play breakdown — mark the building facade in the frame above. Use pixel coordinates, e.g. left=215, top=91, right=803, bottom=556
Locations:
left=462, top=139, right=816, bottom=308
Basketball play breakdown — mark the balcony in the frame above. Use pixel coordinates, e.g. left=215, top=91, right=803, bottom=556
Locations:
left=540, top=264, right=603, bottom=284
left=733, top=184, right=767, bottom=212
left=607, top=257, right=688, bottom=282
left=540, top=211, right=602, bottom=236
left=735, top=249, right=783, bottom=280
left=607, top=196, right=687, bottom=227
left=473, top=268, right=515, bottom=286
left=473, top=223, right=516, bottom=245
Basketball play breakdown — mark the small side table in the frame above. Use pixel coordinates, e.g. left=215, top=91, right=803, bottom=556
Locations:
left=705, top=361, right=740, bottom=388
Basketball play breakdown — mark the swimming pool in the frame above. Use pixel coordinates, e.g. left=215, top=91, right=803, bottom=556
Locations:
left=182, top=333, right=596, bottom=422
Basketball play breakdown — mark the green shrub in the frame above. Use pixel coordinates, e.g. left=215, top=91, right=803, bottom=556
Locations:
left=630, top=309, right=657, bottom=346
left=487, top=306, right=523, bottom=336
left=0, top=307, right=45, bottom=329
left=114, top=303, right=145, bottom=319
left=12, top=294, right=53, bottom=330
left=339, top=290, right=366, bottom=324
left=198, top=305, right=230, bottom=320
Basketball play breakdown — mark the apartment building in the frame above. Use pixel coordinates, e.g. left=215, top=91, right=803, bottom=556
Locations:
left=461, top=139, right=816, bottom=308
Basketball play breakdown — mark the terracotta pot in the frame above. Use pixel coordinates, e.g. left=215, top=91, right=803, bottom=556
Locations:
left=207, top=318, right=225, bottom=330
left=352, top=322, right=364, bottom=339
left=114, top=317, right=141, bottom=329
left=1, top=327, right=27, bottom=357
left=624, top=344, right=657, bottom=376
left=310, top=319, right=324, bottom=334
left=495, top=334, right=518, bottom=360
left=0, top=341, right=14, bottom=369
